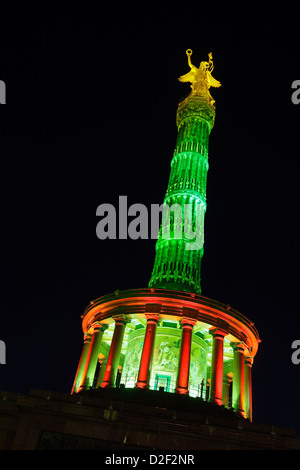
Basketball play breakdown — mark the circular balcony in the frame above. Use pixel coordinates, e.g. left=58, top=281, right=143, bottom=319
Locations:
left=72, top=288, right=260, bottom=420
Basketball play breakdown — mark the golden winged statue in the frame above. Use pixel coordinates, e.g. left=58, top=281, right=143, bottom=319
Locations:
left=179, top=49, right=221, bottom=106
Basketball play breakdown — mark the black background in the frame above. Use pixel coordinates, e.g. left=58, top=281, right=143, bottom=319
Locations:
left=1, top=4, right=300, bottom=436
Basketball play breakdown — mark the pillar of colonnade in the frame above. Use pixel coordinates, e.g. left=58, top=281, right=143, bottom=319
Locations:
left=136, top=314, right=160, bottom=389
left=100, top=315, right=129, bottom=389
left=209, top=328, right=227, bottom=405
left=71, top=332, right=92, bottom=394
left=232, top=342, right=247, bottom=418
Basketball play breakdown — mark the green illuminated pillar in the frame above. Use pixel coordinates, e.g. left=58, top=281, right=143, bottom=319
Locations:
left=149, top=95, right=215, bottom=294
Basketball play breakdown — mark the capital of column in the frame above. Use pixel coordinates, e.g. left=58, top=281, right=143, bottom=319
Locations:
left=145, top=313, right=160, bottom=324
left=83, top=332, right=93, bottom=343
left=231, top=341, right=247, bottom=353
left=91, top=321, right=108, bottom=334
left=112, top=314, right=130, bottom=326
left=244, top=356, right=253, bottom=367
left=180, top=317, right=197, bottom=330
left=209, top=327, right=228, bottom=339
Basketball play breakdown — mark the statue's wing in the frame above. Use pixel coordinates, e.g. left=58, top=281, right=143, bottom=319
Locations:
left=207, top=73, right=221, bottom=88
left=178, top=70, right=196, bottom=83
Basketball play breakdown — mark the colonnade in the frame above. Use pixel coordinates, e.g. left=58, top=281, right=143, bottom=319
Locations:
left=72, top=314, right=253, bottom=421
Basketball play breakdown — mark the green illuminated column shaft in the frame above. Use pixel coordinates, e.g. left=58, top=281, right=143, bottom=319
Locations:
left=149, top=96, right=215, bottom=294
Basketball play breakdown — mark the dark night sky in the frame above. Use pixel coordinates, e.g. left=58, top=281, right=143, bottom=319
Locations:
left=1, top=5, right=300, bottom=436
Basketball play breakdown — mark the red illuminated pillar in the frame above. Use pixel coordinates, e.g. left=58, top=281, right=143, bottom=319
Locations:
left=71, top=332, right=92, bottom=394
left=101, top=315, right=128, bottom=388
left=209, top=328, right=227, bottom=405
left=136, top=314, right=160, bottom=389
left=232, top=342, right=246, bottom=417
left=79, top=322, right=108, bottom=391
left=244, top=356, right=253, bottom=421
left=176, top=318, right=196, bottom=395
